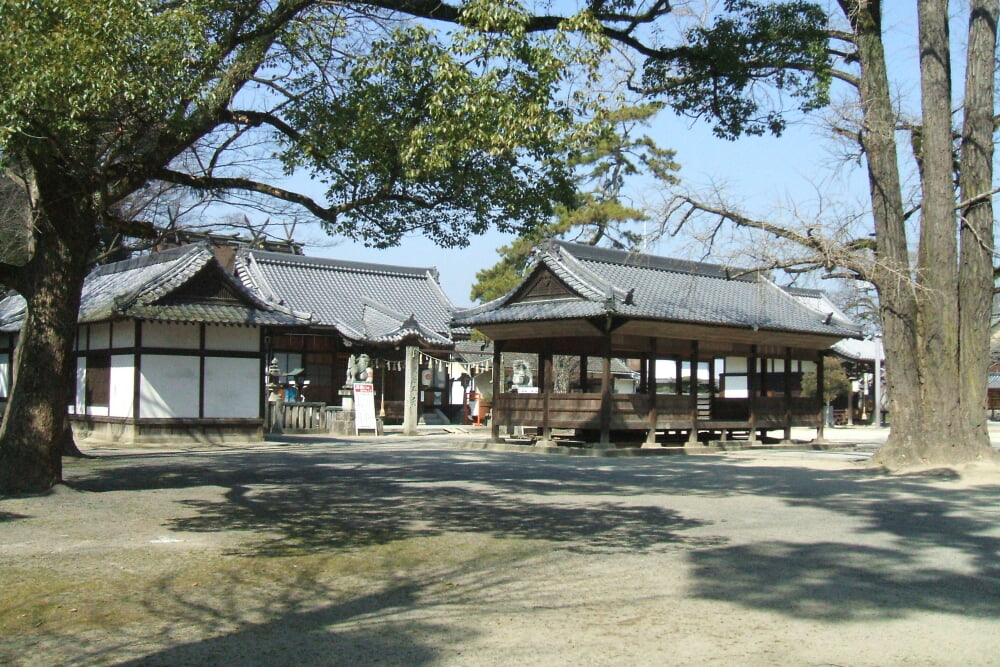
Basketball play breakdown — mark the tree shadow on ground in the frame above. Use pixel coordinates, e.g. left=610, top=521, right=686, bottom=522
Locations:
left=63, top=443, right=1000, bottom=625
left=115, top=582, right=446, bottom=666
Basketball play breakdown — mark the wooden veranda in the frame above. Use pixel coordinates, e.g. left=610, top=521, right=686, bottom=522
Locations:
left=454, top=240, right=860, bottom=449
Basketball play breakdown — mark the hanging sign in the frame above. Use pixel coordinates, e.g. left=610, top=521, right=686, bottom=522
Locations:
left=353, top=382, right=377, bottom=433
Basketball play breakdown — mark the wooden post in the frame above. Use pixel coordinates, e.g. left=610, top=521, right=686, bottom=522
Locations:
left=541, top=341, right=553, bottom=440
left=491, top=343, right=503, bottom=441
left=816, top=350, right=826, bottom=441
left=643, top=338, right=658, bottom=447
left=402, top=345, right=420, bottom=436
left=748, top=345, right=759, bottom=443
left=599, top=333, right=612, bottom=447
left=579, top=355, right=588, bottom=392
left=783, top=347, right=793, bottom=441
left=687, top=340, right=699, bottom=445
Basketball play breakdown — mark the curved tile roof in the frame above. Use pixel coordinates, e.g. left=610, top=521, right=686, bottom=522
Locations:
left=0, top=244, right=310, bottom=331
left=235, top=249, right=455, bottom=347
left=454, top=239, right=862, bottom=340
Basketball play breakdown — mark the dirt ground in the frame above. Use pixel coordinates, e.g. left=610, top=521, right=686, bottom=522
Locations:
left=3, top=428, right=1000, bottom=666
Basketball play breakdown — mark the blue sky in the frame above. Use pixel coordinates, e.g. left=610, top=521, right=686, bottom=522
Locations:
left=288, top=3, right=925, bottom=308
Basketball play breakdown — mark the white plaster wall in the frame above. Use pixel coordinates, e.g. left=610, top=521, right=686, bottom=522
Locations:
left=726, top=357, right=747, bottom=373
left=140, top=355, right=200, bottom=418
left=450, top=380, right=465, bottom=405
left=143, top=322, right=201, bottom=349
left=724, top=375, right=749, bottom=398
left=112, top=321, right=136, bottom=348
left=89, top=323, right=111, bottom=350
left=204, top=357, right=260, bottom=418
left=109, top=355, right=135, bottom=418
left=205, top=325, right=258, bottom=352
left=0, top=353, right=8, bottom=399
left=614, top=378, right=636, bottom=394
left=73, top=358, right=86, bottom=414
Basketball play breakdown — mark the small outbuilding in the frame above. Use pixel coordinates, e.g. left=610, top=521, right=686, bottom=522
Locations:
left=453, top=240, right=862, bottom=447
left=0, top=243, right=310, bottom=443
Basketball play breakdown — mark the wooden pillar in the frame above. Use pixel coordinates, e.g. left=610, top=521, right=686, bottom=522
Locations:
left=403, top=345, right=420, bottom=436
left=783, top=347, right=793, bottom=441
left=675, top=356, right=683, bottom=395
left=599, top=333, right=612, bottom=446
left=687, top=340, right=699, bottom=445
left=816, top=350, right=826, bottom=441
left=639, top=353, right=648, bottom=394
left=748, top=345, right=759, bottom=443
left=874, top=338, right=883, bottom=427
left=491, top=343, right=503, bottom=441
left=541, top=342, right=553, bottom=440
left=846, top=379, right=856, bottom=425
left=579, top=355, right=588, bottom=392
left=644, top=338, right=658, bottom=447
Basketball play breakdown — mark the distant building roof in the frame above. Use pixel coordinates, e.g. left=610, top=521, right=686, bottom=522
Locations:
left=235, top=249, right=455, bottom=347
left=454, top=240, right=862, bottom=341
left=0, top=244, right=310, bottom=332
left=831, top=337, right=884, bottom=363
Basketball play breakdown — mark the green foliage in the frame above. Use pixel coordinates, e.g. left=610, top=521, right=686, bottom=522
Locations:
left=801, top=356, right=851, bottom=405
left=0, top=0, right=214, bottom=161
left=642, top=0, right=831, bottom=140
left=470, top=102, right=679, bottom=302
left=0, top=0, right=610, bottom=252
left=278, top=15, right=591, bottom=248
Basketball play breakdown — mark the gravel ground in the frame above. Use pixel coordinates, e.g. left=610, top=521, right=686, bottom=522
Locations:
left=3, top=427, right=1000, bottom=666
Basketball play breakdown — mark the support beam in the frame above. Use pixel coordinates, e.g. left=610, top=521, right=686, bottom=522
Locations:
left=748, top=345, right=759, bottom=443
left=816, top=350, right=826, bottom=441
left=599, top=333, right=612, bottom=447
left=686, top=340, right=699, bottom=445
left=874, top=337, right=883, bottom=427
left=643, top=338, right=658, bottom=447
left=783, top=346, right=792, bottom=441
left=541, top=341, right=553, bottom=441
left=492, top=343, right=503, bottom=441
left=403, top=345, right=420, bottom=436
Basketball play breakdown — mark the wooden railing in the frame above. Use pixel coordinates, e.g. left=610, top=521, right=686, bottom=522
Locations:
left=494, top=392, right=821, bottom=431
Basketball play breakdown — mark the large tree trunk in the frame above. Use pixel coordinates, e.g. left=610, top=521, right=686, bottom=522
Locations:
left=851, top=0, right=998, bottom=469
left=956, top=0, right=999, bottom=459
left=913, top=0, right=964, bottom=458
left=0, top=167, right=96, bottom=495
left=845, top=1, right=924, bottom=467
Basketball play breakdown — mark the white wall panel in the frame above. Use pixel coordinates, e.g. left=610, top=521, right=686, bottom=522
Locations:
left=143, top=322, right=200, bottom=349
left=725, top=357, right=747, bottom=373
left=724, top=375, right=748, bottom=398
left=205, top=325, right=258, bottom=352
left=73, top=358, right=86, bottom=414
left=204, top=357, right=260, bottom=418
left=0, top=353, right=8, bottom=399
left=109, top=355, right=135, bottom=418
left=112, top=321, right=135, bottom=348
left=140, top=355, right=200, bottom=418
left=89, top=323, right=111, bottom=350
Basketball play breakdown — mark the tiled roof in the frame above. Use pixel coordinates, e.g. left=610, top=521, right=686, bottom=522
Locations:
left=454, top=240, right=862, bottom=340
left=0, top=244, right=310, bottom=331
left=831, top=337, right=883, bottom=363
left=235, top=249, right=455, bottom=347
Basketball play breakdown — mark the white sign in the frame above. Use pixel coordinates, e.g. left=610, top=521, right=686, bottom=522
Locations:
left=353, top=383, right=377, bottom=432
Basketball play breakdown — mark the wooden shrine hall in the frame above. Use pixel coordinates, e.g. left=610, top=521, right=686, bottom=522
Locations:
left=452, top=240, right=862, bottom=447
